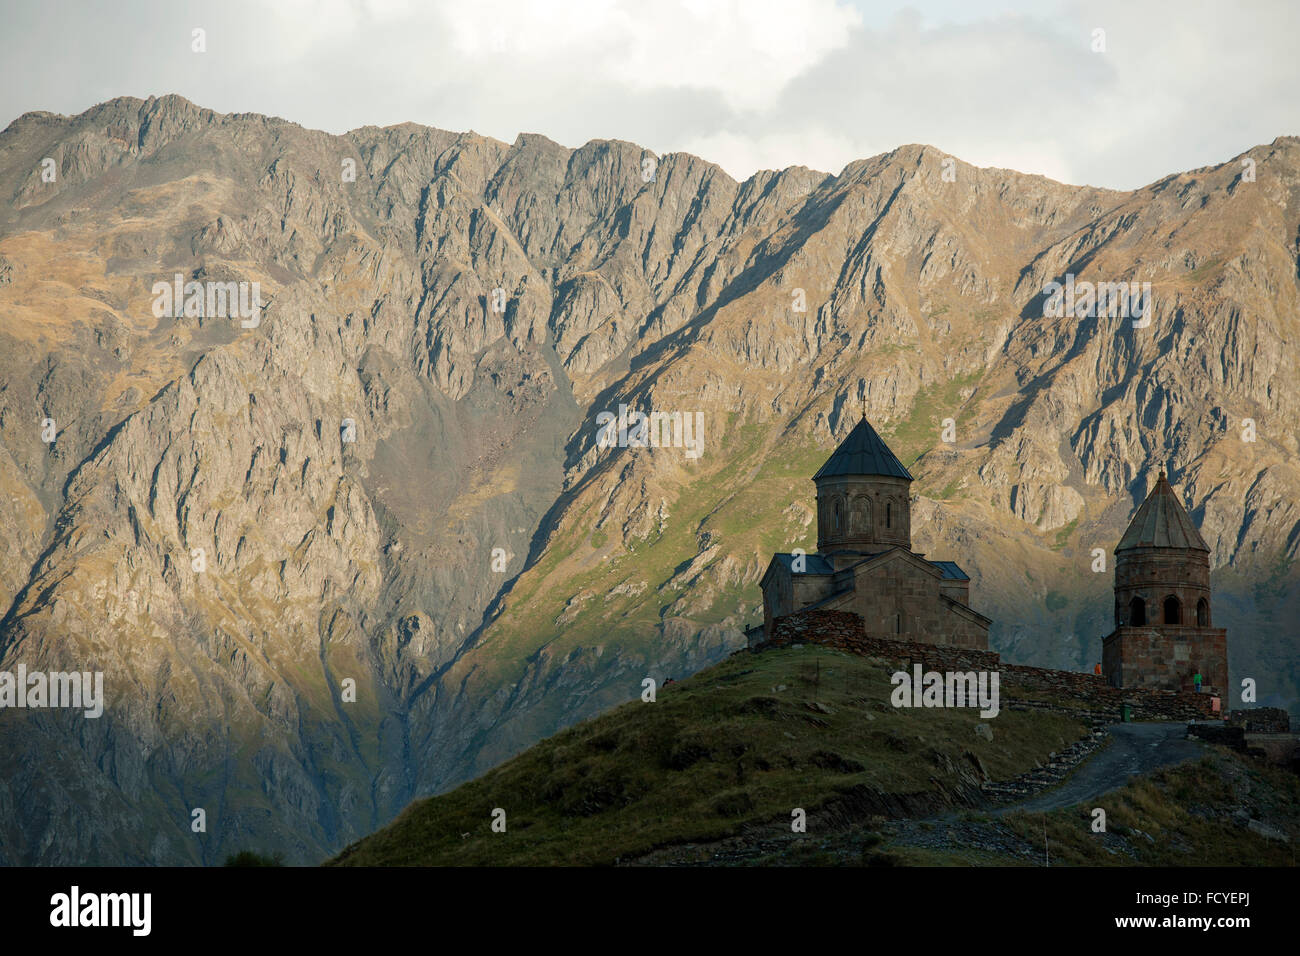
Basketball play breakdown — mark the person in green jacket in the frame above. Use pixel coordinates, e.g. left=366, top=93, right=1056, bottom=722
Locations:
left=1193, top=671, right=1202, bottom=693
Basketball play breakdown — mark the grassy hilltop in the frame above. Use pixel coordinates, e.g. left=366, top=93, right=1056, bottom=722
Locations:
left=329, top=645, right=1083, bottom=865
left=329, top=645, right=1300, bottom=866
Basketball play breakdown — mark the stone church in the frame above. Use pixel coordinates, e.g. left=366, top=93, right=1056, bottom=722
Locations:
left=1102, top=470, right=1229, bottom=694
left=754, top=414, right=990, bottom=649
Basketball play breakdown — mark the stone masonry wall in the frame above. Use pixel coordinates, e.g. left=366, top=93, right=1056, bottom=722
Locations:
left=763, top=608, right=1218, bottom=721
left=837, top=559, right=989, bottom=649
left=1227, top=707, right=1290, bottom=733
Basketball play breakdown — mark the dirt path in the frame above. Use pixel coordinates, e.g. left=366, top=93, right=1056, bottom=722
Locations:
left=996, top=721, right=1204, bottom=815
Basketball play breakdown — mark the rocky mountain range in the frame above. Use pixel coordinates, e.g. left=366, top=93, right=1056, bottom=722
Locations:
left=0, top=94, right=1296, bottom=864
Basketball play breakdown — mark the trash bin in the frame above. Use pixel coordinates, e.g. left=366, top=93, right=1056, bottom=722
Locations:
left=1122, top=704, right=1132, bottom=722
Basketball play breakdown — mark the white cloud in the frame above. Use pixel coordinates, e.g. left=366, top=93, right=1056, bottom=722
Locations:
left=427, top=0, right=861, bottom=111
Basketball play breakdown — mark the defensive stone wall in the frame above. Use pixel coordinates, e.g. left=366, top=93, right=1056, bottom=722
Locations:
left=759, top=608, right=1218, bottom=721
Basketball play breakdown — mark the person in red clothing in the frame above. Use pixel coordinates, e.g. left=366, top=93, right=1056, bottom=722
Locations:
left=1094, top=662, right=1102, bottom=676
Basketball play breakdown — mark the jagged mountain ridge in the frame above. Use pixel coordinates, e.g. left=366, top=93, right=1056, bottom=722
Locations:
left=0, top=94, right=1296, bottom=864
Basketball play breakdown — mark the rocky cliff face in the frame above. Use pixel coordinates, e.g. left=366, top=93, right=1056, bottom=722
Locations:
left=0, top=95, right=1296, bottom=864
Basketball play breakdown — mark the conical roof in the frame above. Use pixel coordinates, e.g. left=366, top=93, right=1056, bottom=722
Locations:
left=1116, top=471, right=1209, bottom=552
left=813, top=415, right=913, bottom=481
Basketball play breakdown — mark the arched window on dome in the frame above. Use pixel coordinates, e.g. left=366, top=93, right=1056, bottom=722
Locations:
left=1163, top=595, right=1181, bottom=626
left=1129, top=596, right=1146, bottom=626
left=832, top=498, right=843, bottom=534
left=1196, top=598, right=1209, bottom=627
left=886, top=500, right=892, bottom=530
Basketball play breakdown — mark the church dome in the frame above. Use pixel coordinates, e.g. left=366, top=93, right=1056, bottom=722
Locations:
left=814, top=416, right=913, bottom=481
left=813, top=414, right=913, bottom=552
left=1116, top=471, right=1209, bottom=553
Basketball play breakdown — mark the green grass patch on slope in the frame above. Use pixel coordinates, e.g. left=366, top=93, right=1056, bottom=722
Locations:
left=883, top=370, right=983, bottom=469
left=1052, top=517, right=1079, bottom=551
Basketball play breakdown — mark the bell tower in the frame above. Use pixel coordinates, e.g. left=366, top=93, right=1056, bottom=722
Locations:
left=1102, top=469, right=1228, bottom=695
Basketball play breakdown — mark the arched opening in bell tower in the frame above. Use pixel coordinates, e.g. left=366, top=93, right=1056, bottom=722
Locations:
left=1163, top=595, right=1181, bottom=625
left=1129, top=596, right=1146, bottom=626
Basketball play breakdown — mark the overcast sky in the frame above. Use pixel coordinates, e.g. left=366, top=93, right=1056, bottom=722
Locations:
left=2, top=0, right=1297, bottom=189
